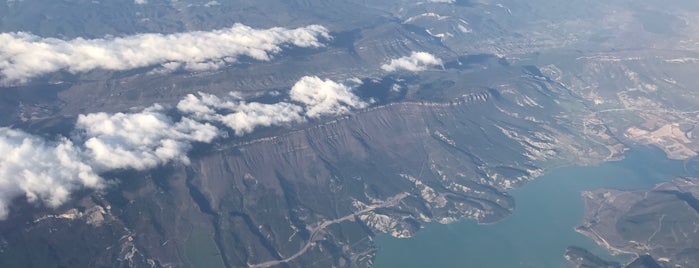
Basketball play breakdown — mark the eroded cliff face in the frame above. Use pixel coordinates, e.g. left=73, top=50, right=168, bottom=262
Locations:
left=14, top=49, right=699, bottom=267
left=0, top=62, right=617, bottom=267
left=5, top=1, right=699, bottom=267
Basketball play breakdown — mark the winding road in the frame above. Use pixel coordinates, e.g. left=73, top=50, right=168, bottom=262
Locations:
left=248, top=192, right=409, bottom=268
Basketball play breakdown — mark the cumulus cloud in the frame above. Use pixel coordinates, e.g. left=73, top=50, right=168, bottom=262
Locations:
left=0, top=128, right=103, bottom=219
left=0, top=75, right=368, bottom=219
left=179, top=76, right=367, bottom=135
left=0, top=104, right=222, bottom=218
left=178, top=93, right=305, bottom=136
left=290, top=76, right=367, bottom=118
left=0, top=23, right=330, bottom=84
left=380, top=51, right=443, bottom=72
left=76, top=105, right=219, bottom=170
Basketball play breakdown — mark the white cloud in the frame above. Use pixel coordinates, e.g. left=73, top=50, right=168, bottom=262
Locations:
left=0, top=104, right=222, bottom=218
left=178, top=76, right=367, bottom=135
left=380, top=51, right=443, bottom=72
left=0, top=75, right=369, bottom=219
left=134, top=0, right=147, bottom=4
left=427, top=0, right=455, bottom=3
left=0, top=128, right=103, bottom=219
left=76, top=105, right=219, bottom=170
left=290, top=76, right=367, bottom=118
left=178, top=92, right=305, bottom=136
left=0, top=23, right=330, bottom=84
left=391, top=83, right=402, bottom=92
left=220, top=102, right=305, bottom=135
left=204, top=1, right=220, bottom=7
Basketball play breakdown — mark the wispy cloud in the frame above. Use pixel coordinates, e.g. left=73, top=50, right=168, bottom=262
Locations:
left=381, top=51, right=443, bottom=72
left=0, top=24, right=330, bottom=84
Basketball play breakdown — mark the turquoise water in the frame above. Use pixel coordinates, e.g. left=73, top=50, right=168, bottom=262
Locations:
left=374, top=147, right=690, bottom=267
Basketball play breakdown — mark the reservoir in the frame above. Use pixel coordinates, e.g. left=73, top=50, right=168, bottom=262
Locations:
left=374, top=147, right=691, bottom=267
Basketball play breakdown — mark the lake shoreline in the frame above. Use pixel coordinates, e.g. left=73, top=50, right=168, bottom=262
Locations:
left=374, top=147, right=688, bottom=267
